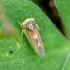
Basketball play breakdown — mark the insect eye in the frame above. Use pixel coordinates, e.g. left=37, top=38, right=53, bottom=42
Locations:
left=25, top=24, right=29, bottom=28
left=31, top=21, right=34, bottom=23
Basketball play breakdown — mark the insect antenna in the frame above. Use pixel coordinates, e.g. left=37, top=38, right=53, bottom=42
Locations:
left=17, top=21, right=22, bottom=28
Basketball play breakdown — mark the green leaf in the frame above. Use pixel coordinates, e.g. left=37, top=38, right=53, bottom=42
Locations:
left=56, top=0, right=70, bottom=35
left=0, top=0, right=70, bottom=70
left=56, top=0, right=70, bottom=70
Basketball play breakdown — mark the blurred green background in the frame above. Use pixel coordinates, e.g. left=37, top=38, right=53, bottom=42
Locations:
left=0, top=0, right=70, bottom=70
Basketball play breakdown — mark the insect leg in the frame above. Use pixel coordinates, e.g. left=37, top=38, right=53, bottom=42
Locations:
left=36, top=24, right=43, bottom=30
left=20, top=29, right=24, bottom=39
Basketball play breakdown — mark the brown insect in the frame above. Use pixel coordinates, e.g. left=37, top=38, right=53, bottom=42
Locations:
left=17, top=18, right=45, bottom=57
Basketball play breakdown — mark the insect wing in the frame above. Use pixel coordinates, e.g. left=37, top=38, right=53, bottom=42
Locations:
left=23, top=24, right=45, bottom=57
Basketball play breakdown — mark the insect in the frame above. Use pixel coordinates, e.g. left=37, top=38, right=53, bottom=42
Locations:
left=17, top=18, right=45, bottom=57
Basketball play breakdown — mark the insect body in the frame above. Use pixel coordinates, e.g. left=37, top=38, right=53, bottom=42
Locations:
left=17, top=18, right=45, bottom=57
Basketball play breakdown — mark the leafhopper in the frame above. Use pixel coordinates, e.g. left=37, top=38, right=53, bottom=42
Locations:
left=17, top=18, right=45, bottom=57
